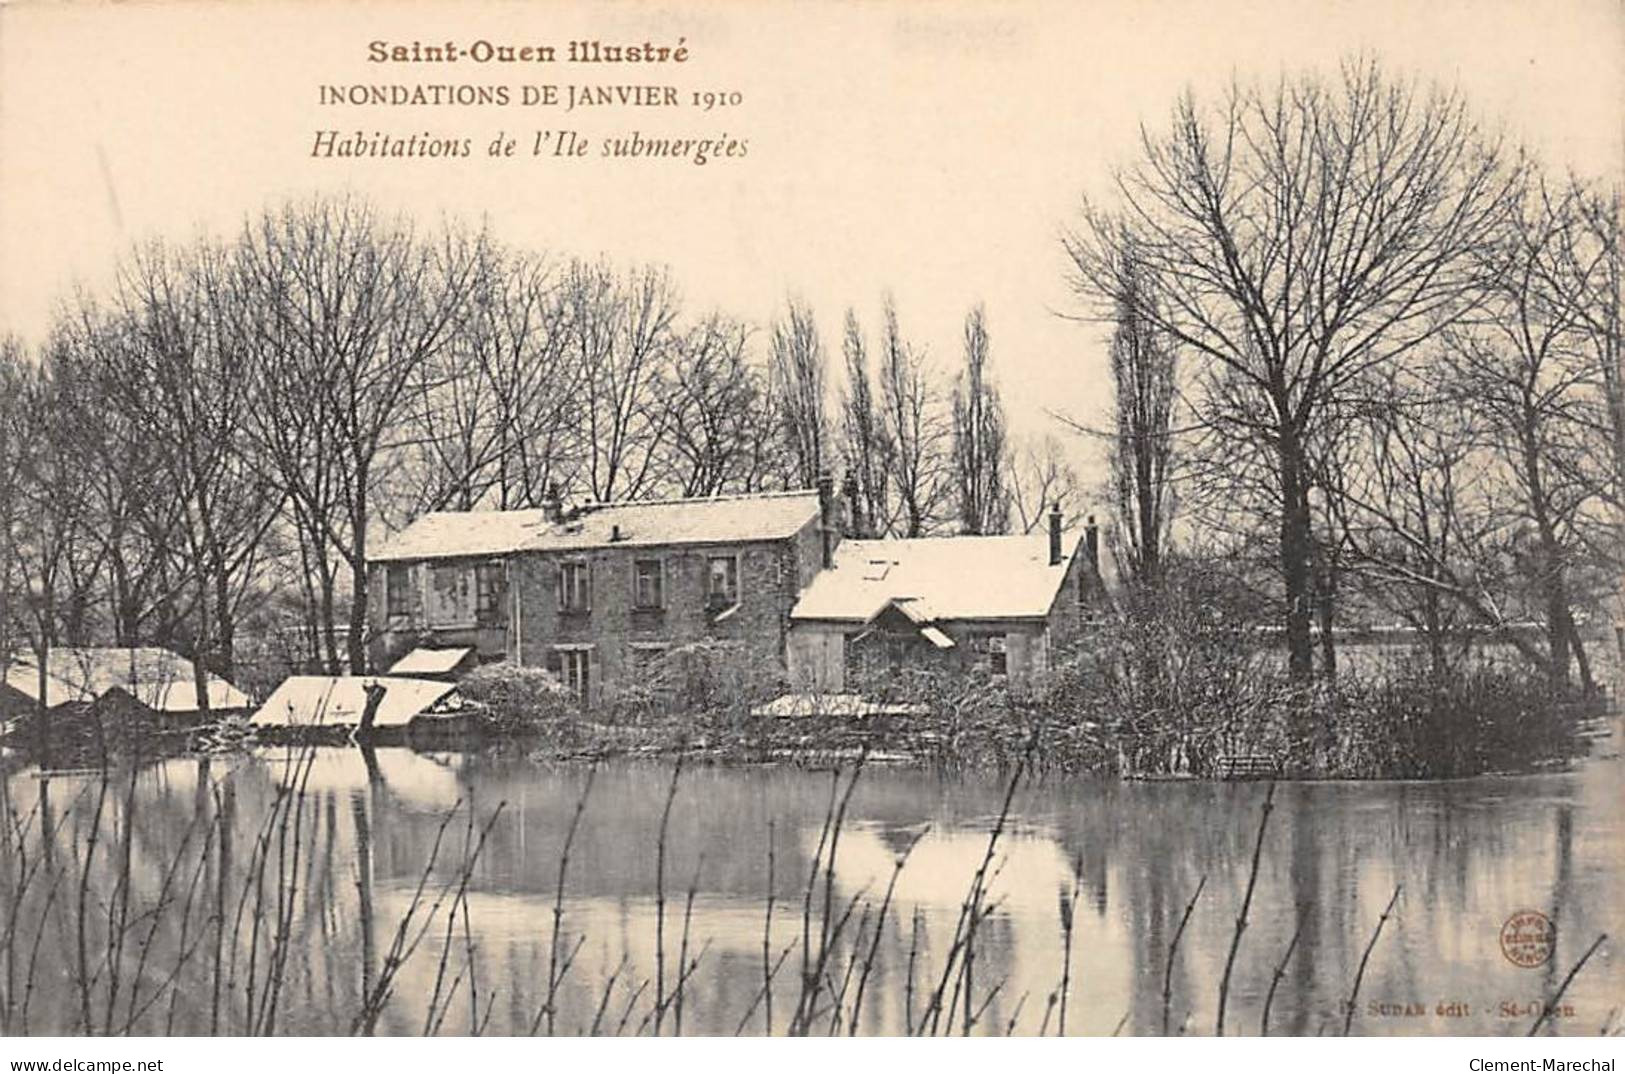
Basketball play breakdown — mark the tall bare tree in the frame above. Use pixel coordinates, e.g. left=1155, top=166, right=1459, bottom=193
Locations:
left=768, top=297, right=828, bottom=490
left=838, top=309, right=893, bottom=536
left=1066, top=58, right=1521, bottom=680
left=661, top=314, right=765, bottom=496
left=1105, top=242, right=1177, bottom=582
left=951, top=304, right=1009, bottom=535
left=236, top=195, right=478, bottom=673
left=876, top=298, right=951, bottom=536
left=569, top=260, right=681, bottom=503
left=396, top=238, right=577, bottom=515
left=1449, top=179, right=1615, bottom=695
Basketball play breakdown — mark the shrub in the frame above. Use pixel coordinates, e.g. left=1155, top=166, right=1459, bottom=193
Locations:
left=457, top=663, right=576, bottom=734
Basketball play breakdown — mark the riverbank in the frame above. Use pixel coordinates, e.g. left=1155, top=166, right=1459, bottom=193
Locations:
left=5, top=659, right=1610, bottom=780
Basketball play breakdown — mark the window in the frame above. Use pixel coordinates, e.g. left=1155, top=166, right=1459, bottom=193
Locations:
left=556, top=647, right=591, bottom=702
left=428, top=564, right=472, bottom=626
left=475, top=561, right=507, bottom=627
left=633, top=559, right=664, bottom=609
left=970, top=633, right=1008, bottom=677
left=386, top=564, right=411, bottom=618
left=558, top=560, right=591, bottom=613
left=707, top=555, right=739, bottom=606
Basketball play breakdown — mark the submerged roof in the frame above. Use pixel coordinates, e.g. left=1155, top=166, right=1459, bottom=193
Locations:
left=250, top=675, right=462, bottom=728
left=790, top=533, right=1082, bottom=623
left=387, top=647, right=475, bottom=676
left=3, top=647, right=251, bottom=712
left=369, top=490, right=821, bottom=562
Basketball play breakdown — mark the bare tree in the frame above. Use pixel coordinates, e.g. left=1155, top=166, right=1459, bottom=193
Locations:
left=395, top=237, right=578, bottom=515
left=1105, top=242, right=1177, bottom=582
left=236, top=194, right=479, bottom=673
left=768, top=297, right=828, bottom=489
left=46, top=297, right=184, bottom=649
left=876, top=298, right=951, bottom=536
left=1448, top=178, right=1615, bottom=695
left=838, top=309, right=893, bottom=536
left=1066, top=57, right=1521, bottom=680
left=1337, top=363, right=1500, bottom=677
left=2, top=345, right=101, bottom=760
left=569, top=260, right=681, bottom=503
left=1009, top=435, right=1084, bottom=535
left=951, top=305, right=1009, bottom=535
left=661, top=314, right=765, bottom=496
left=109, top=240, right=283, bottom=688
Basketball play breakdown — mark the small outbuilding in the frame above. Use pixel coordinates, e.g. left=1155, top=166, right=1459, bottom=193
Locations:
left=786, top=510, right=1101, bottom=693
left=250, top=675, right=466, bottom=730
left=1, top=646, right=251, bottom=728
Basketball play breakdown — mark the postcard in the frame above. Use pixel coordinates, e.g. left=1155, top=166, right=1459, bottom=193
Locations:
left=0, top=0, right=1620, bottom=1043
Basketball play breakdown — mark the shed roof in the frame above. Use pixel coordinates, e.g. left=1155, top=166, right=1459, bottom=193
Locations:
left=387, top=647, right=475, bottom=676
left=790, top=533, right=1082, bottom=623
left=3, top=647, right=251, bottom=712
left=369, top=490, right=821, bottom=562
left=250, top=675, right=463, bottom=728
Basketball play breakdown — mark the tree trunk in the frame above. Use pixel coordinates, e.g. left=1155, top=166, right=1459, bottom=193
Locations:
left=348, top=504, right=370, bottom=675
left=1313, top=542, right=1338, bottom=682
left=1277, top=430, right=1315, bottom=681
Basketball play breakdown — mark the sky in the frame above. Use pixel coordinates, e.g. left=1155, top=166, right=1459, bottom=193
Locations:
left=1, top=0, right=1621, bottom=483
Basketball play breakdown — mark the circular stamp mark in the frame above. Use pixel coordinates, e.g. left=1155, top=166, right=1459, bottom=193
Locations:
left=1500, top=910, right=1555, bottom=968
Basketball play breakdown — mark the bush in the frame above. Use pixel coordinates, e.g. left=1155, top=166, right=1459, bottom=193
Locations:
left=456, top=663, right=577, bottom=734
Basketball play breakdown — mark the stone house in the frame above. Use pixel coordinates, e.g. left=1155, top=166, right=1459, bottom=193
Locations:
left=785, top=507, right=1101, bottom=694
left=366, top=484, right=843, bottom=705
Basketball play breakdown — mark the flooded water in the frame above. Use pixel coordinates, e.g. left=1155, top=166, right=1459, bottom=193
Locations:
left=0, top=742, right=1619, bottom=1036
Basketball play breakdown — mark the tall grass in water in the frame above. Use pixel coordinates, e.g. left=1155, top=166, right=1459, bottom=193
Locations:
left=0, top=747, right=504, bottom=1036
left=0, top=747, right=1612, bottom=1036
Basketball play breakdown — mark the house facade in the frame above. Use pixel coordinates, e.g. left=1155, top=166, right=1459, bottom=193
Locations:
left=785, top=508, right=1101, bottom=694
left=367, top=485, right=842, bottom=704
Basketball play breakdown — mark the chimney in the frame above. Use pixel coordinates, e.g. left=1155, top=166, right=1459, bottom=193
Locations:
left=542, top=481, right=564, bottom=524
left=1085, top=514, right=1100, bottom=577
left=841, top=472, right=862, bottom=539
left=1048, top=502, right=1063, bottom=566
left=817, top=472, right=835, bottom=569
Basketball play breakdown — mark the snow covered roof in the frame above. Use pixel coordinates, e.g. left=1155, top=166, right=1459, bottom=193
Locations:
left=369, top=490, right=821, bottom=562
left=3, top=647, right=251, bottom=712
left=387, top=647, right=475, bottom=676
left=790, top=534, right=1082, bottom=623
left=249, top=675, right=462, bottom=728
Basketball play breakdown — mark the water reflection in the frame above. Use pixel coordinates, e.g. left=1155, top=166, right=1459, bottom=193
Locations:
left=0, top=745, right=1618, bottom=1036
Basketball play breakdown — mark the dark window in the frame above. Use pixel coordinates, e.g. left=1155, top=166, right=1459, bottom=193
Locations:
left=707, top=555, right=739, bottom=606
left=557, top=648, right=591, bottom=702
left=475, top=561, right=507, bottom=627
left=633, top=559, right=664, bottom=609
left=970, top=633, right=1008, bottom=677
left=558, top=561, right=591, bottom=612
left=386, top=564, right=411, bottom=618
